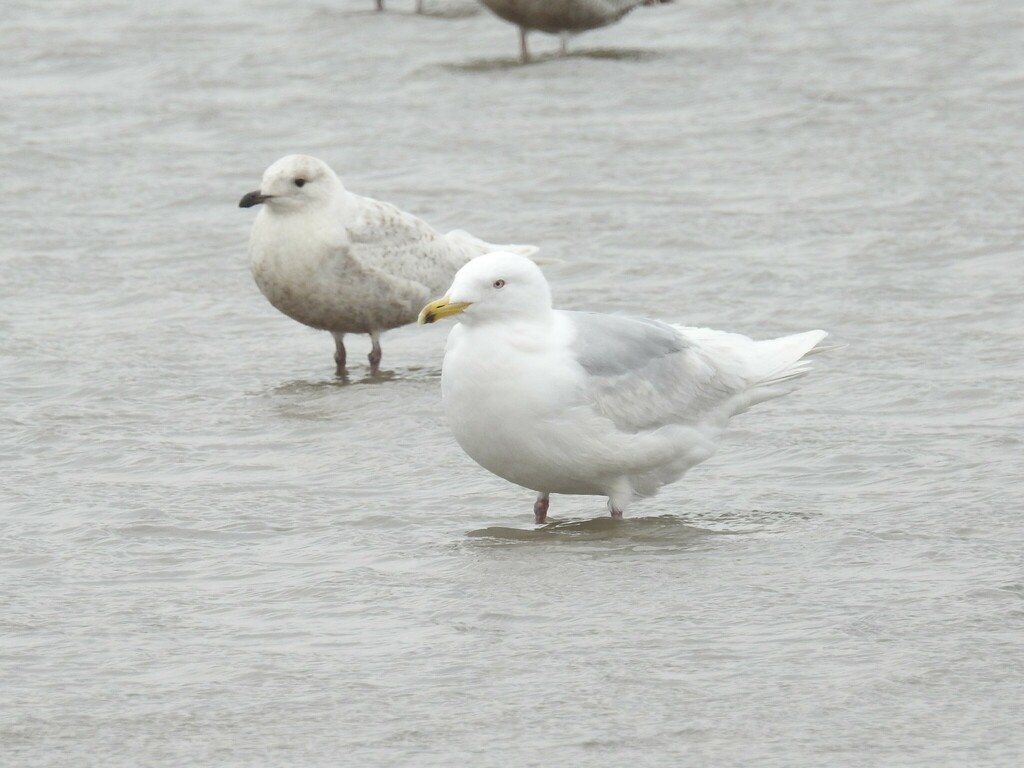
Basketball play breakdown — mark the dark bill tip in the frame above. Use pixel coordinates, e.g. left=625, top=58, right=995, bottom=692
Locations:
left=238, top=190, right=270, bottom=208
left=422, top=312, right=436, bottom=324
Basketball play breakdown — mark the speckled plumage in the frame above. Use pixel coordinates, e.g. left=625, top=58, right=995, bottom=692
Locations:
left=241, top=155, right=537, bottom=373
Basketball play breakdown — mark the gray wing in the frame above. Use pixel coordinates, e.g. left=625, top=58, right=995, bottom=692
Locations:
left=566, top=311, right=750, bottom=432
left=346, top=197, right=478, bottom=298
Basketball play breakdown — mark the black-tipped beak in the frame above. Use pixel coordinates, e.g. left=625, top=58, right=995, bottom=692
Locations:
left=239, top=190, right=270, bottom=208
left=418, top=297, right=472, bottom=325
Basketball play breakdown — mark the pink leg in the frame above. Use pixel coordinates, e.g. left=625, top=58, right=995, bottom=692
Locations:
left=368, top=331, right=382, bottom=374
left=607, top=498, right=624, bottom=519
left=332, top=332, right=347, bottom=375
left=534, top=493, right=549, bottom=524
left=519, top=27, right=529, bottom=64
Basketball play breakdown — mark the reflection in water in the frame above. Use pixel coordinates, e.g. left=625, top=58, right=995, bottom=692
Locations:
left=445, top=48, right=660, bottom=73
left=312, top=4, right=481, bottom=20
left=415, top=5, right=482, bottom=19
left=268, top=366, right=440, bottom=395
left=466, top=513, right=731, bottom=546
left=270, top=378, right=353, bottom=395
left=466, top=506, right=818, bottom=545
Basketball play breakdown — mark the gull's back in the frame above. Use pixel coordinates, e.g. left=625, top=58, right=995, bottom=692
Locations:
left=345, top=195, right=483, bottom=299
left=565, top=310, right=829, bottom=434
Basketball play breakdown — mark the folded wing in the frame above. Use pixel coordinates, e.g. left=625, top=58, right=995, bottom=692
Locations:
left=344, top=198, right=477, bottom=297
left=566, top=310, right=828, bottom=433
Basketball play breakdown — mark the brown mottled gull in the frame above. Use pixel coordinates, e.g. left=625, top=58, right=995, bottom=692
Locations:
left=239, top=155, right=537, bottom=375
left=478, top=0, right=671, bottom=62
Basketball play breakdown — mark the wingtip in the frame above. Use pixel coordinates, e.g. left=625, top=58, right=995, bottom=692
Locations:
left=530, top=255, right=565, bottom=266
left=509, top=244, right=540, bottom=258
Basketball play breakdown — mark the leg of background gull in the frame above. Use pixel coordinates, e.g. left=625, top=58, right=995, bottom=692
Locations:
left=534, top=493, right=550, bottom=524
left=332, top=332, right=347, bottom=375
left=519, top=27, right=529, bottom=64
left=559, top=32, right=569, bottom=57
left=376, top=0, right=384, bottom=11
left=415, top=0, right=423, bottom=12
left=368, top=331, right=383, bottom=374
left=607, top=499, right=624, bottom=520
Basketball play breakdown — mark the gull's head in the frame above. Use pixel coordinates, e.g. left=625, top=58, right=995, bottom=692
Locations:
left=238, top=154, right=342, bottom=212
left=418, top=252, right=552, bottom=326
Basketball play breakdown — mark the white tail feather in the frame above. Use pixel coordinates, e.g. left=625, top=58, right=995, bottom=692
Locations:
left=676, top=327, right=831, bottom=418
left=753, top=330, right=830, bottom=389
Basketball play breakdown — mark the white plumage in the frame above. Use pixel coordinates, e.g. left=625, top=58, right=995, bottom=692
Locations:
left=239, top=155, right=536, bottom=374
left=419, top=252, right=830, bottom=523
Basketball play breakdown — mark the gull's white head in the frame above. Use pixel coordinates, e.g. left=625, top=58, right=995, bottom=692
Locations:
left=418, top=251, right=552, bottom=326
left=238, top=154, right=343, bottom=213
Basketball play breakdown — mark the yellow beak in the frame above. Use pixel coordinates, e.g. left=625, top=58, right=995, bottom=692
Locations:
left=418, top=297, right=472, bottom=325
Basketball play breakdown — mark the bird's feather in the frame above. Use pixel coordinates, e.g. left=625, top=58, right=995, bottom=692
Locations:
left=567, top=311, right=827, bottom=433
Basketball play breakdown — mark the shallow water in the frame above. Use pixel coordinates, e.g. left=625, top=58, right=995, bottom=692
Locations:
left=2, top=0, right=1023, bottom=765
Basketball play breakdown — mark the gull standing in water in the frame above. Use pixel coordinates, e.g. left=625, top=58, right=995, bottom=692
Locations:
left=419, top=252, right=831, bottom=523
left=239, top=156, right=537, bottom=375
left=477, top=0, right=671, bottom=63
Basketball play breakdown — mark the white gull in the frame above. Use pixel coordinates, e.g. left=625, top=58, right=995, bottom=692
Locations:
left=419, top=252, right=831, bottom=523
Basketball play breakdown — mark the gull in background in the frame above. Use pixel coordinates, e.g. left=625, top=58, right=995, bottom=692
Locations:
left=477, top=0, right=672, bottom=63
left=239, top=155, right=537, bottom=375
left=420, top=252, right=832, bottom=523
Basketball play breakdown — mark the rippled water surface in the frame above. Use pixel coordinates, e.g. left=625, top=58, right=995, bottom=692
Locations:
left=3, top=0, right=1023, bottom=765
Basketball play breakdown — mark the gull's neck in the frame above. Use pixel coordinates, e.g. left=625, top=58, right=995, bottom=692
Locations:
left=460, top=306, right=556, bottom=334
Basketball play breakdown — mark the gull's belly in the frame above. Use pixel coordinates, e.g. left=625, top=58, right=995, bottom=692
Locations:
left=253, top=256, right=412, bottom=333
left=250, top=222, right=409, bottom=334
left=442, top=342, right=613, bottom=496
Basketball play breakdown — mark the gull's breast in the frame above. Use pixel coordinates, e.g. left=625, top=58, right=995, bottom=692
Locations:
left=441, top=329, right=616, bottom=495
left=249, top=215, right=399, bottom=333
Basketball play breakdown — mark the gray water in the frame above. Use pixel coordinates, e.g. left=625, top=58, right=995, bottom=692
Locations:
left=2, top=0, right=1023, bottom=765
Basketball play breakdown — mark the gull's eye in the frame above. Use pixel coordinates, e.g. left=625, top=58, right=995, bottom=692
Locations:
left=294, top=178, right=306, bottom=188
left=493, top=279, right=505, bottom=289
